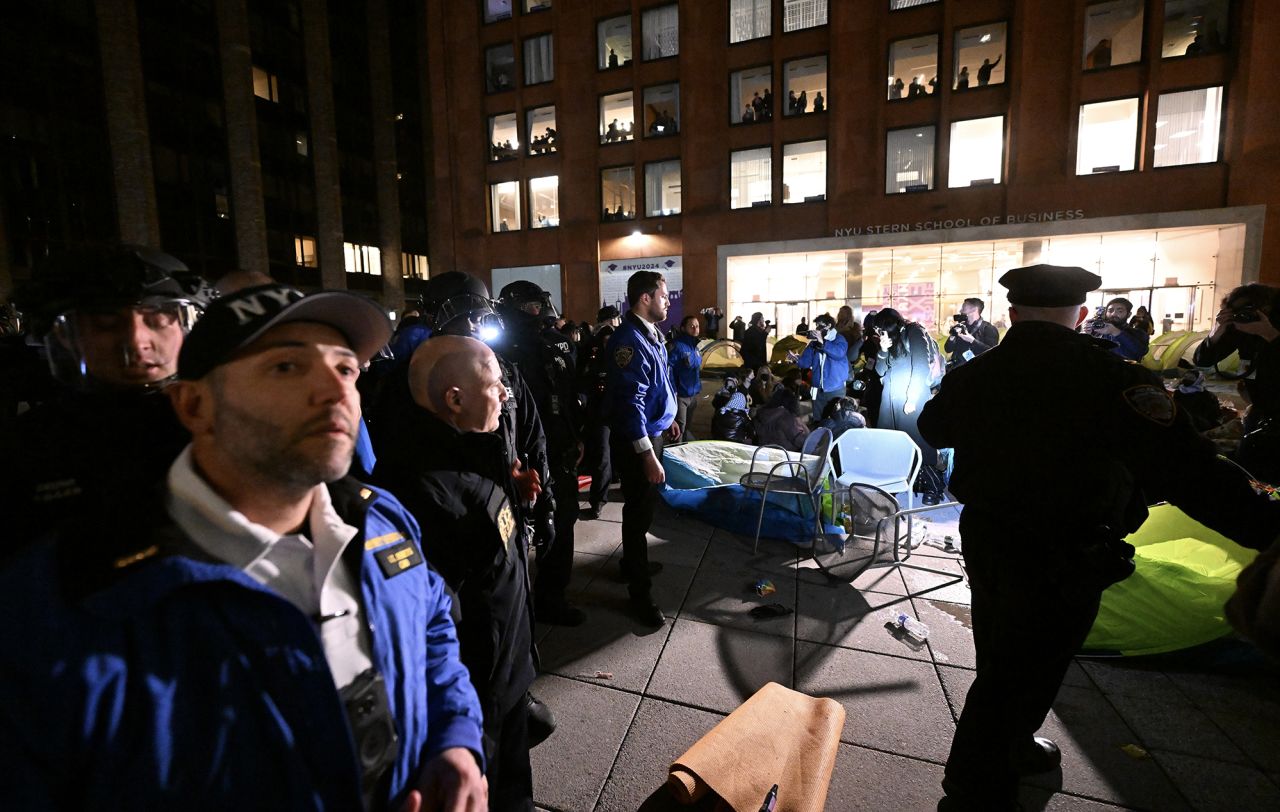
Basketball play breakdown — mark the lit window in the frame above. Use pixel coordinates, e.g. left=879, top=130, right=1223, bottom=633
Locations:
left=523, top=0, right=551, bottom=13
left=948, top=116, right=1004, bottom=187
left=890, top=0, right=939, bottom=8
left=730, top=0, right=770, bottom=44
left=598, top=15, right=632, bottom=69
left=488, top=113, right=518, bottom=162
left=294, top=236, right=317, bottom=267
left=529, top=175, right=560, bottom=228
left=888, top=34, right=939, bottom=101
left=1153, top=87, right=1222, bottom=167
left=401, top=253, right=429, bottom=280
left=344, top=242, right=382, bottom=276
left=642, top=5, right=679, bottom=61
left=526, top=105, right=557, bottom=155
left=1162, top=0, right=1229, bottom=58
left=885, top=126, right=935, bottom=194
left=783, top=55, right=827, bottom=116
left=524, top=34, right=554, bottom=85
left=645, top=160, right=682, bottom=216
left=731, top=147, right=772, bottom=209
left=643, top=83, right=679, bottom=137
left=483, top=0, right=512, bottom=24
left=954, top=23, right=1006, bottom=90
left=783, top=140, right=825, bottom=203
left=490, top=181, right=521, bottom=232
left=214, top=191, right=230, bottom=219
left=600, top=91, right=635, bottom=144
left=731, top=65, right=773, bottom=124
left=783, top=0, right=827, bottom=33
left=1077, top=98, right=1140, bottom=174
left=251, top=66, right=279, bottom=102
left=601, top=166, right=636, bottom=222
left=485, top=43, right=515, bottom=93
left=1084, top=0, right=1144, bottom=69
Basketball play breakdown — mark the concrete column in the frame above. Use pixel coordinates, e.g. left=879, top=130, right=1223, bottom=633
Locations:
left=366, top=0, right=404, bottom=310
left=215, top=0, right=269, bottom=275
left=301, top=0, right=345, bottom=290
left=95, top=0, right=160, bottom=246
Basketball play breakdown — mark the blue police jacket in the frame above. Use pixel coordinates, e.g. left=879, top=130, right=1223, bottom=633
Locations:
left=0, top=477, right=484, bottom=810
left=605, top=312, right=678, bottom=442
left=798, top=332, right=850, bottom=391
left=668, top=333, right=703, bottom=397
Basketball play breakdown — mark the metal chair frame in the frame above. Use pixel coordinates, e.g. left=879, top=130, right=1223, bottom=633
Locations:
left=739, top=428, right=834, bottom=554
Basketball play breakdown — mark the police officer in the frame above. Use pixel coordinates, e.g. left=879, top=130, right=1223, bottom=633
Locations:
left=605, top=271, right=679, bottom=627
left=496, top=280, right=587, bottom=627
left=917, top=264, right=1280, bottom=811
left=373, top=335, right=537, bottom=811
left=579, top=305, right=622, bottom=519
left=943, top=297, right=1000, bottom=368
left=3, top=246, right=210, bottom=549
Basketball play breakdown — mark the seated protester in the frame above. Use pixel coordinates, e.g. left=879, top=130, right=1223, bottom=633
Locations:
left=749, top=365, right=778, bottom=407
left=712, top=391, right=756, bottom=445
left=373, top=336, right=540, bottom=812
left=711, top=369, right=752, bottom=411
left=818, top=395, right=867, bottom=439
left=754, top=386, right=811, bottom=452
left=1174, top=369, right=1225, bottom=433
left=0, top=286, right=486, bottom=810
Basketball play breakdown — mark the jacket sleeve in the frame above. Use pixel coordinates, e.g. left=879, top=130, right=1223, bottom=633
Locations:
left=607, top=334, right=652, bottom=443
left=422, top=570, right=487, bottom=768
left=822, top=334, right=848, bottom=361
left=1112, top=326, right=1149, bottom=360
left=973, top=323, right=1000, bottom=353
left=1193, top=328, right=1245, bottom=367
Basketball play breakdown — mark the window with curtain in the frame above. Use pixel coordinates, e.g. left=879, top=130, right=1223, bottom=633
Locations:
left=483, top=0, right=512, bottom=24
left=524, top=34, right=554, bottom=85
left=948, top=116, right=1004, bottom=187
left=401, top=253, right=428, bottom=280
left=730, top=0, right=770, bottom=44
left=597, top=15, right=632, bottom=69
left=889, top=0, right=938, bottom=9
left=731, top=65, right=773, bottom=124
left=1076, top=98, right=1140, bottom=174
left=1154, top=87, right=1223, bottom=167
left=1083, top=0, right=1144, bottom=69
left=601, top=166, right=636, bottom=221
left=344, top=242, right=382, bottom=275
left=783, top=0, right=827, bottom=33
left=642, top=5, right=679, bottom=60
left=529, top=176, right=560, bottom=227
left=490, top=181, right=521, bottom=232
left=731, top=147, right=772, bottom=209
left=1162, top=0, right=1229, bottom=58
left=783, top=140, right=826, bottom=203
left=645, top=160, right=682, bottom=216
left=885, top=126, right=935, bottom=193
left=485, top=43, right=515, bottom=93
left=526, top=105, right=557, bottom=155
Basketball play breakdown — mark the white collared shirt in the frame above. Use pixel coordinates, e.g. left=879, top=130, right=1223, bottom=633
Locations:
left=166, top=446, right=373, bottom=690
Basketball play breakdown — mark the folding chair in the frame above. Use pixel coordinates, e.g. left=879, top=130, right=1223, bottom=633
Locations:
left=739, top=428, right=834, bottom=554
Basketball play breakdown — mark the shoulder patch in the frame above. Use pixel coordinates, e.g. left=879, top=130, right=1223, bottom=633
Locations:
left=497, top=502, right=517, bottom=557
left=1122, top=385, right=1176, bottom=426
left=614, top=346, right=634, bottom=368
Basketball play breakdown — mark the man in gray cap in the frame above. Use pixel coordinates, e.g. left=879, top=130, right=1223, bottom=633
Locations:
left=918, top=264, right=1280, bottom=811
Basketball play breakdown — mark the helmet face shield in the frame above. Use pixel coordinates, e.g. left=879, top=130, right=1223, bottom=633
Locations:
left=433, top=293, right=504, bottom=342
left=45, top=298, right=202, bottom=389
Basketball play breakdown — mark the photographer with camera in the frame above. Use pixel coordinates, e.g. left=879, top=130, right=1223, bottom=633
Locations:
left=1084, top=297, right=1148, bottom=361
left=740, top=311, right=770, bottom=371
left=943, top=298, right=1000, bottom=369
left=789, top=313, right=849, bottom=419
left=1193, top=283, right=1280, bottom=433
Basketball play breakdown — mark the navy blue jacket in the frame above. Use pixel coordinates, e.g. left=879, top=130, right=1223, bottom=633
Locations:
left=668, top=333, right=703, bottom=397
left=0, top=478, right=484, bottom=811
left=798, top=332, right=850, bottom=391
left=605, top=312, right=677, bottom=442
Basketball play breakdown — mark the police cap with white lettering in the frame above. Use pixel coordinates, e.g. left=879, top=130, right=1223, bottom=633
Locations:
left=178, top=284, right=392, bottom=380
left=998, top=264, right=1102, bottom=307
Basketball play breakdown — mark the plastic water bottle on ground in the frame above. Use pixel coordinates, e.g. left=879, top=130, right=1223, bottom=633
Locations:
left=885, top=609, right=930, bottom=642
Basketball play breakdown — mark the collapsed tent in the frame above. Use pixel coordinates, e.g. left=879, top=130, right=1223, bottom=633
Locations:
left=1083, top=504, right=1258, bottom=656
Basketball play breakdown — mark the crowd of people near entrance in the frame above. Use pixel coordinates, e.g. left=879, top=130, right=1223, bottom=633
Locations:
left=2, top=244, right=1279, bottom=811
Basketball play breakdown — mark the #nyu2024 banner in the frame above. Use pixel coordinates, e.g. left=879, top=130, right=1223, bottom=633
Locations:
left=599, top=255, right=683, bottom=330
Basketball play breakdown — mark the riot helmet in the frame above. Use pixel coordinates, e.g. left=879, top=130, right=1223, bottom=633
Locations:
left=498, top=279, right=560, bottom=326
left=421, top=271, right=503, bottom=340
left=17, top=245, right=209, bottom=390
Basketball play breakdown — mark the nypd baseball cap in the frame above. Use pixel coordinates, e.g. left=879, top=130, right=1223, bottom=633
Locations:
left=178, top=284, right=392, bottom=380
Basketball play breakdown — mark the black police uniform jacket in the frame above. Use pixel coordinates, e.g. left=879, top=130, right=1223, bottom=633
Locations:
left=372, top=407, right=536, bottom=726
left=918, top=320, right=1280, bottom=550
left=493, top=314, right=583, bottom=468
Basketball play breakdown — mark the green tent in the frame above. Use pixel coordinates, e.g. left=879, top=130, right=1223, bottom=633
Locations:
left=1083, top=504, right=1258, bottom=656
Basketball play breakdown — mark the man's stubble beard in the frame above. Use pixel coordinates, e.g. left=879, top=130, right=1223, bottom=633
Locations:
left=212, top=396, right=353, bottom=491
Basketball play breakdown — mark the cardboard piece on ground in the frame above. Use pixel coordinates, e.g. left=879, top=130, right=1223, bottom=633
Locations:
left=667, top=682, right=845, bottom=812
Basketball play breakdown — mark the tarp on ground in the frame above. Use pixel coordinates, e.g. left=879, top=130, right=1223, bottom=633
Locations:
left=1083, top=504, right=1257, bottom=656
left=660, top=440, right=838, bottom=542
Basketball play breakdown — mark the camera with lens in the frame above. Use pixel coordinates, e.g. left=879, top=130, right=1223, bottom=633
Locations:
left=1087, top=305, right=1109, bottom=332
left=1230, top=307, right=1262, bottom=324
left=949, top=313, right=967, bottom=335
